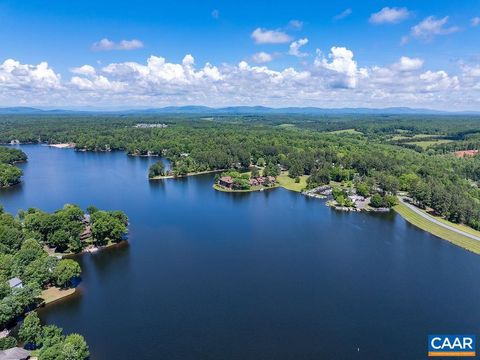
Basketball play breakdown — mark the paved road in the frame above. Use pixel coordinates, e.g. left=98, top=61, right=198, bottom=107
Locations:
left=398, top=197, right=480, bottom=242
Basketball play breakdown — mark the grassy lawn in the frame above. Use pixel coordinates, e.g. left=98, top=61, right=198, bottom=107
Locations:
left=327, top=128, right=363, bottom=135
left=394, top=202, right=480, bottom=255
left=405, top=139, right=454, bottom=149
left=41, top=287, right=76, bottom=305
left=277, top=173, right=309, bottom=192
left=416, top=207, right=480, bottom=238
left=390, top=133, right=438, bottom=141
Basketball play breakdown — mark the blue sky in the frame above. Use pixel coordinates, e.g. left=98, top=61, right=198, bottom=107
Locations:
left=0, top=0, right=479, bottom=109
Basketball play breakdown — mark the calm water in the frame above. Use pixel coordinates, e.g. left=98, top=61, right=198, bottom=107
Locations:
left=1, top=145, right=479, bottom=359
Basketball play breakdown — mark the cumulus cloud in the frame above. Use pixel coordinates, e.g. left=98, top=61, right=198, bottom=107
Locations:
left=0, top=50, right=478, bottom=110
left=251, top=28, right=292, bottom=44
left=334, top=8, right=352, bottom=21
left=0, top=59, right=61, bottom=90
left=392, top=56, right=424, bottom=71
left=370, top=7, right=410, bottom=24
left=252, top=52, right=273, bottom=63
left=289, top=38, right=309, bottom=57
left=315, top=47, right=367, bottom=88
left=409, top=16, right=459, bottom=41
left=91, top=38, right=144, bottom=51
left=70, top=65, right=96, bottom=76
left=471, top=17, right=480, bottom=27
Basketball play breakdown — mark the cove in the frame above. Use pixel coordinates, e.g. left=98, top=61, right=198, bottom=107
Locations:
left=1, top=145, right=480, bottom=359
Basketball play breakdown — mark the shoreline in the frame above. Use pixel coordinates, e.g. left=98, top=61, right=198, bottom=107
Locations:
left=150, top=169, right=226, bottom=180
left=46, top=143, right=76, bottom=148
left=58, top=240, right=128, bottom=258
left=213, top=183, right=279, bottom=193
left=394, top=201, right=480, bottom=255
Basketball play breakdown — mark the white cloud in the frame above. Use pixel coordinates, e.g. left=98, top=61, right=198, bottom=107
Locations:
left=91, top=38, right=144, bottom=51
left=211, top=10, right=219, bottom=19
left=252, top=52, right=273, bottom=63
left=334, top=8, right=352, bottom=21
left=471, top=17, right=480, bottom=27
left=1, top=51, right=480, bottom=110
left=289, top=38, right=309, bottom=57
left=410, top=16, right=459, bottom=41
left=315, top=47, right=367, bottom=88
left=370, top=7, right=410, bottom=24
left=392, top=56, right=424, bottom=71
left=70, top=65, right=96, bottom=76
left=251, top=28, right=292, bottom=44
left=0, top=59, right=61, bottom=90
left=288, top=20, right=303, bottom=30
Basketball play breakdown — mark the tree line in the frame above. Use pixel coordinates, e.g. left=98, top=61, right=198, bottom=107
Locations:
left=0, top=146, right=26, bottom=187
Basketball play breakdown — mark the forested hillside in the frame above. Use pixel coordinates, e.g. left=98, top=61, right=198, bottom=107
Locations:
left=1, top=114, right=480, bottom=229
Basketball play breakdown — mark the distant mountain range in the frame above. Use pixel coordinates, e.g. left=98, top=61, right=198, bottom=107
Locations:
left=0, top=106, right=479, bottom=115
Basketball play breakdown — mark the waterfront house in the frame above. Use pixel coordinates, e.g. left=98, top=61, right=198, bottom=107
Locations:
left=454, top=149, right=479, bottom=158
left=0, top=347, right=31, bottom=360
left=219, top=176, right=233, bottom=188
left=8, top=278, right=22, bottom=289
left=80, top=226, right=92, bottom=241
left=249, top=176, right=276, bottom=187
left=82, top=214, right=90, bottom=225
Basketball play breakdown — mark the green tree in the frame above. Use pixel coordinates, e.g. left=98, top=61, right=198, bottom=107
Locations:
left=256, top=157, right=266, bottom=167
left=0, top=163, right=22, bottom=187
left=39, top=325, right=65, bottom=349
left=86, top=205, right=98, bottom=215
left=39, top=343, right=63, bottom=360
left=0, top=336, right=17, bottom=350
left=370, top=194, right=385, bottom=208
left=47, top=230, right=70, bottom=252
left=53, top=260, right=81, bottom=288
left=19, top=312, right=42, bottom=349
left=91, top=211, right=127, bottom=245
left=62, top=334, right=90, bottom=360
left=263, top=163, right=279, bottom=177
left=148, top=161, right=165, bottom=178
left=22, top=256, right=57, bottom=288
left=356, top=182, right=370, bottom=197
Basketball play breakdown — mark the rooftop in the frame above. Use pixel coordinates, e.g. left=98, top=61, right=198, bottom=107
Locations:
left=8, top=278, right=22, bottom=288
left=0, top=347, right=31, bottom=360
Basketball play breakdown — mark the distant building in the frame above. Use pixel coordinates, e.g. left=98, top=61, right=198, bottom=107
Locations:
left=8, top=278, right=22, bottom=289
left=454, top=149, right=479, bottom=158
left=134, top=123, right=168, bottom=129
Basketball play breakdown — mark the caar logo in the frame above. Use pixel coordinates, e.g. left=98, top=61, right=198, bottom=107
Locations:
left=428, top=335, right=476, bottom=357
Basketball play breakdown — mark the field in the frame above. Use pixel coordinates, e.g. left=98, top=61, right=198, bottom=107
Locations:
left=327, top=128, right=363, bottom=135
left=405, top=139, right=454, bottom=149
left=277, top=173, right=309, bottom=192
left=390, top=133, right=439, bottom=141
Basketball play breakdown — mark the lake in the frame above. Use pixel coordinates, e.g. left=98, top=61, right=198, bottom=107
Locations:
left=1, top=145, right=479, bottom=359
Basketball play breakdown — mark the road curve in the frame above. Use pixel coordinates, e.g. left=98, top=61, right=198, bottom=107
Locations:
left=398, top=197, right=480, bottom=242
